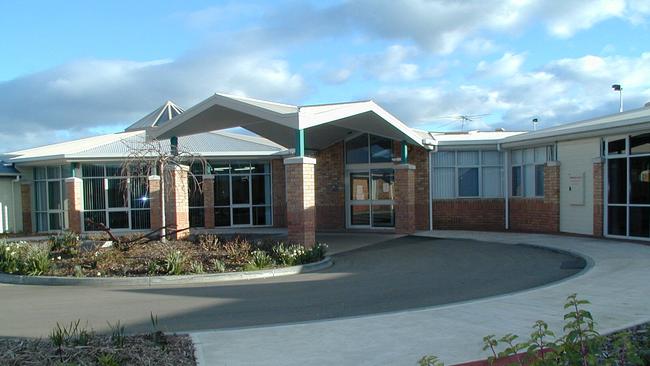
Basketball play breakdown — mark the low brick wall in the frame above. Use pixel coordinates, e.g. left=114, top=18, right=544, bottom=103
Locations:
left=508, top=198, right=558, bottom=232
left=432, top=199, right=505, bottom=231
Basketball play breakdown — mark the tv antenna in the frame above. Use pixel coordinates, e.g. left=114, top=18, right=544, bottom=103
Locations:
left=434, top=113, right=490, bottom=131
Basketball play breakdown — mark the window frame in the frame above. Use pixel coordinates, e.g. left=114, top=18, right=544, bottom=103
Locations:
left=510, top=146, right=552, bottom=198
left=431, top=150, right=504, bottom=199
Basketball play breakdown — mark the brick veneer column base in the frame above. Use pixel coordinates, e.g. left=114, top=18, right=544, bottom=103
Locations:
left=20, top=184, right=32, bottom=234
left=165, top=165, right=190, bottom=240
left=395, top=164, right=416, bottom=234
left=284, top=157, right=316, bottom=247
left=65, top=177, right=83, bottom=234
left=593, top=158, right=604, bottom=237
left=148, top=175, right=162, bottom=237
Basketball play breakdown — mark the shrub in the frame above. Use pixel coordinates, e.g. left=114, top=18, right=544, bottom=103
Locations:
left=223, top=237, right=252, bottom=264
left=272, top=243, right=305, bottom=266
left=164, top=249, right=186, bottom=275
left=49, top=231, right=80, bottom=256
left=189, top=260, right=204, bottom=274
left=0, top=241, right=51, bottom=276
left=211, top=258, right=226, bottom=273
left=24, top=246, right=51, bottom=276
left=0, top=241, right=27, bottom=273
left=300, top=243, right=328, bottom=264
left=245, top=250, right=274, bottom=271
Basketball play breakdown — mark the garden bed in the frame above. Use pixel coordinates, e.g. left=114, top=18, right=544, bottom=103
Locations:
left=0, top=232, right=327, bottom=278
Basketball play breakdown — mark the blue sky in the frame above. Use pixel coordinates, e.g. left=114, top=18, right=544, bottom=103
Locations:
left=1, top=0, right=649, bottom=152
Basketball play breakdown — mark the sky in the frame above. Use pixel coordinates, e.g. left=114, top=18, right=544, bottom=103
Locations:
left=1, top=0, right=649, bottom=152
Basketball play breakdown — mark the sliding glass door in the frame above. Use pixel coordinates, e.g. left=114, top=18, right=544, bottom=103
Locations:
left=347, top=169, right=395, bottom=228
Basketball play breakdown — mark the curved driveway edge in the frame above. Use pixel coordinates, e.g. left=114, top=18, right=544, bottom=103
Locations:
left=191, top=231, right=650, bottom=366
left=0, top=257, right=333, bottom=286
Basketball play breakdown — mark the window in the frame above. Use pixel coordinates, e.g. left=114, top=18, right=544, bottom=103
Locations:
left=346, top=134, right=393, bottom=164
left=510, top=146, right=552, bottom=197
left=431, top=150, right=503, bottom=198
left=188, top=164, right=205, bottom=228
left=81, top=164, right=150, bottom=231
left=207, top=161, right=272, bottom=227
left=33, top=165, right=70, bottom=232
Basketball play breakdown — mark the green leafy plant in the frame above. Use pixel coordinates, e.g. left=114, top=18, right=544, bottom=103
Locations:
left=212, top=258, right=226, bottom=273
left=164, top=249, right=186, bottom=275
left=49, top=231, right=80, bottom=256
left=24, top=246, right=50, bottom=276
left=107, top=320, right=126, bottom=348
left=49, top=319, right=93, bottom=361
left=245, top=250, right=274, bottom=271
left=189, top=260, right=204, bottom=274
left=150, top=312, right=167, bottom=347
left=97, top=353, right=120, bottom=366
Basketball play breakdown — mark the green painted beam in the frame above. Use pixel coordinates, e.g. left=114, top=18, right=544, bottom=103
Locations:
left=295, top=129, right=305, bottom=157
left=401, top=141, right=408, bottom=164
left=170, top=136, right=179, bottom=156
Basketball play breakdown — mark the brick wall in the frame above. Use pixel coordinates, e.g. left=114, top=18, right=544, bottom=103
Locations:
left=284, top=157, right=316, bottom=247
left=148, top=176, right=162, bottom=233
left=409, top=145, right=431, bottom=231
left=593, top=159, right=604, bottom=237
left=509, top=162, right=560, bottom=233
left=165, top=166, right=189, bottom=240
left=314, top=142, right=345, bottom=231
left=20, top=183, right=32, bottom=234
left=394, top=165, right=416, bottom=234
left=203, top=175, right=215, bottom=229
left=65, top=177, right=83, bottom=234
left=271, top=159, right=287, bottom=227
left=432, top=199, right=505, bottom=230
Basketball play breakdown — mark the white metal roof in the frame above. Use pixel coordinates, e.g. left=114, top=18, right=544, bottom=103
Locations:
left=125, top=101, right=184, bottom=131
left=151, top=93, right=425, bottom=149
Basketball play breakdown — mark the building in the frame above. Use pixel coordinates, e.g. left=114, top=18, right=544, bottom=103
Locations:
left=2, top=93, right=649, bottom=243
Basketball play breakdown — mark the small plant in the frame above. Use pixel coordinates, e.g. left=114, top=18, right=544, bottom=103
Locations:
left=146, top=260, right=159, bottom=275
left=107, top=320, right=126, bottom=348
left=189, top=260, right=204, bottom=274
left=150, top=312, right=166, bottom=347
left=212, top=258, right=226, bottom=273
left=49, top=319, right=92, bottom=360
left=24, top=246, right=50, bottom=276
left=223, top=237, right=252, bottom=264
left=97, top=353, right=120, bottom=366
left=245, top=250, right=274, bottom=271
left=164, top=249, right=186, bottom=275
left=49, top=231, right=80, bottom=256
left=417, top=355, right=444, bottom=366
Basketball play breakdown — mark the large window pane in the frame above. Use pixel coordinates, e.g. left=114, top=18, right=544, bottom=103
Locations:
left=231, top=176, right=250, bottom=204
left=34, top=181, right=48, bottom=211
left=512, top=166, right=522, bottom=196
left=109, top=211, right=129, bottom=229
left=189, top=208, right=205, bottom=228
left=105, top=165, right=124, bottom=176
left=34, top=167, right=46, bottom=180
left=35, top=213, right=48, bottom=232
left=346, top=134, right=369, bottom=164
left=130, top=177, right=150, bottom=209
left=608, top=158, right=627, bottom=204
left=251, top=162, right=269, bottom=174
left=432, top=151, right=455, bottom=166
left=211, top=163, right=231, bottom=175
left=629, top=207, right=650, bottom=238
left=369, top=135, right=393, bottom=163
left=131, top=210, right=151, bottom=230
left=107, top=179, right=128, bottom=208
left=82, top=164, right=104, bottom=177
left=47, top=166, right=61, bottom=179
left=523, top=149, right=535, bottom=164
left=215, top=207, right=231, bottom=226
left=482, top=167, right=502, bottom=197
left=231, top=161, right=251, bottom=173
left=83, top=178, right=106, bottom=210
left=84, top=211, right=106, bottom=231
left=350, top=205, right=370, bottom=226
left=214, top=176, right=230, bottom=206
left=457, top=151, right=479, bottom=166
left=251, top=175, right=271, bottom=205
left=607, top=206, right=627, bottom=236
left=371, top=169, right=394, bottom=200
left=188, top=176, right=204, bottom=207
left=534, top=147, right=547, bottom=164
left=524, top=165, right=536, bottom=197
left=630, top=133, right=650, bottom=155
left=350, top=172, right=369, bottom=201
left=433, top=167, right=455, bottom=198
left=253, top=206, right=271, bottom=226
left=630, top=156, right=650, bottom=204
left=232, top=207, right=250, bottom=225
left=608, top=138, right=626, bottom=155
left=535, top=165, right=545, bottom=197
left=482, top=151, right=501, bottom=166
left=47, top=181, right=62, bottom=210
left=49, top=213, right=62, bottom=231
left=458, top=167, right=478, bottom=197
left=372, top=205, right=394, bottom=227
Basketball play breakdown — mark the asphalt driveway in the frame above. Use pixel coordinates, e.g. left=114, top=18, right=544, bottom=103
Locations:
left=0, top=235, right=583, bottom=338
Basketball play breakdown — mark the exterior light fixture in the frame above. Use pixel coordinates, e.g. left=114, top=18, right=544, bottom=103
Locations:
left=612, top=84, right=623, bottom=112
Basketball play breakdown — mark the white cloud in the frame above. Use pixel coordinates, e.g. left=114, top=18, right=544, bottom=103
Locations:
left=0, top=46, right=306, bottom=152
left=476, top=52, right=526, bottom=78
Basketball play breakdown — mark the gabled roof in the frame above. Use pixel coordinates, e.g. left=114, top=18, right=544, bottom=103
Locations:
left=125, top=101, right=184, bottom=131
left=0, top=161, right=20, bottom=176
left=6, top=130, right=287, bottom=163
left=150, top=93, right=425, bottom=149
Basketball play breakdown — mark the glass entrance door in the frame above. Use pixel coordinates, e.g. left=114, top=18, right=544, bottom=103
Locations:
left=347, top=169, right=395, bottom=228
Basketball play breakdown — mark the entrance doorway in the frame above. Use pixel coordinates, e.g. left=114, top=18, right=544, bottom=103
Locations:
left=346, top=169, right=395, bottom=228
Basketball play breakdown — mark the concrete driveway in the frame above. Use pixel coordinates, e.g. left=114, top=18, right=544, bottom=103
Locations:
left=0, top=233, right=580, bottom=340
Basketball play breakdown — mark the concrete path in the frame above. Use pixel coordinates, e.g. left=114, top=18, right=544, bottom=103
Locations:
left=191, top=231, right=650, bottom=366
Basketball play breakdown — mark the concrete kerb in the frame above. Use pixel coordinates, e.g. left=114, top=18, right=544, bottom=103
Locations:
left=0, top=257, right=333, bottom=287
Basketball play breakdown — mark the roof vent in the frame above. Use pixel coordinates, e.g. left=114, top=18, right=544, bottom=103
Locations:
left=495, top=128, right=506, bottom=132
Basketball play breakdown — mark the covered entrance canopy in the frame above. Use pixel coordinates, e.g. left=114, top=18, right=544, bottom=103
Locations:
left=149, top=93, right=424, bottom=151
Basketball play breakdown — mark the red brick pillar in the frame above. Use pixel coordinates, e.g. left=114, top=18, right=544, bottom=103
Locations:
left=593, top=158, right=604, bottom=237
left=394, top=164, right=416, bottom=234
left=203, top=175, right=215, bottom=229
left=543, top=161, right=561, bottom=232
left=64, top=177, right=83, bottom=233
left=20, top=183, right=32, bottom=234
left=148, top=175, right=163, bottom=234
left=284, top=157, right=316, bottom=247
left=165, top=165, right=190, bottom=240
